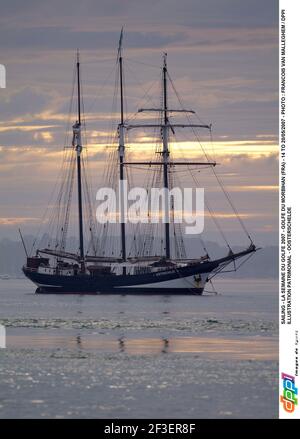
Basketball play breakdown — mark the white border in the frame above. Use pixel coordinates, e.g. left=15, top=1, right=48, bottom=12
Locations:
left=279, top=0, right=300, bottom=419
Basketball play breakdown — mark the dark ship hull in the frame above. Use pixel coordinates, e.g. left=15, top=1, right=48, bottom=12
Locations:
left=23, top=260, right=216, bottom=295
left=23, top=262, right=216, bottom=295
left=22, top=247, right=256, bottom=295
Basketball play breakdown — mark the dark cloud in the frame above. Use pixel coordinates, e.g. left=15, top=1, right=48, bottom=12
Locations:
left=0, top=0, right=278, bottom=242
left=0, top=28, right=185, bottom=50
left=0, top=0, right=278, bottom=28
left=0, top=87, right=51, bottom=119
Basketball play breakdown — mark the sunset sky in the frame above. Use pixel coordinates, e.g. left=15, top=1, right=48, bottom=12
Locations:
left=0, top=0, right=278, bottom=246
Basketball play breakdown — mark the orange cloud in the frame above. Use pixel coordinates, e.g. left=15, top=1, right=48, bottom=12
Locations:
left=0, top=217, right=40, bottom=226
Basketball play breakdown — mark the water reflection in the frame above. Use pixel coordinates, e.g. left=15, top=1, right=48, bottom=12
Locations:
left=76, top=334, right=82, bottom=349
left=162, top=338, right=169, bottom=354
left=6, top=331, right=277, bottom=360
left=118, top=336, right=125, bottom=353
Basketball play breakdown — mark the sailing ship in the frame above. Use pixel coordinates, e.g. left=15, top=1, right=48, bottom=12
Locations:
left=22, top=32, right=257, bottom=295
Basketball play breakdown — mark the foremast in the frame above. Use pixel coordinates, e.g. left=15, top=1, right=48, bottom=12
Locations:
left=162, top=54, right=171, bottom=259
left=117, top=29, right=127, bottom=274
left=72, top=50, right=85, bottom=271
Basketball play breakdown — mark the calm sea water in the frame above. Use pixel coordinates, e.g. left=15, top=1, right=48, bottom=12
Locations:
left=0, top=277, right=278, bottom=418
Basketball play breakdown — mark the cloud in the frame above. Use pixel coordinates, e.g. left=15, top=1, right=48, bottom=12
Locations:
left=0, top=0, right=279, bottom=29
left=0, top=0, right=278, bottom=244
left=0, top=217, right=40, bottom=226
left=0, top=87, right=54, bottom=120
left=226, top=185, right=278, bottom=192
left=33, top=131, right=54, bottom=142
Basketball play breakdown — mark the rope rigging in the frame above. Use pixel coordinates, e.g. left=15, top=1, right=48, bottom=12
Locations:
left=31, top=49, right=255, bottom=273
left=167, top=70, right=254, bottom=246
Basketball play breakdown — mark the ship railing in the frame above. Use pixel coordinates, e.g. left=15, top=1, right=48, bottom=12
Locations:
left=23, top=266, right=38, bottom=273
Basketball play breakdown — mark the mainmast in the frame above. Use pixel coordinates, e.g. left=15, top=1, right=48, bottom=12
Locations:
left=123, top=54, right=217, bottom=261
left=73, top=49, right=85, bottom=270
left=117, top=28, right=127, bottom=273
left=162, top=53, right=170, bottom=259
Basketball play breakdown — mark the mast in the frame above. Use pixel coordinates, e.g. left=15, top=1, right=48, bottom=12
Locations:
left=118, top=28, right=127, bottom=272
left=74, top=50, right=85, bottom=269
left=162, top=53, right=170, bottom=259
left=19, top=228, right=28, bottom=258
left=121, top=54, right=216, bottom=260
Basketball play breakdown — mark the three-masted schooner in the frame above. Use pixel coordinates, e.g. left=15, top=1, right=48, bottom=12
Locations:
left=23, top=32, right=257, bottom=294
